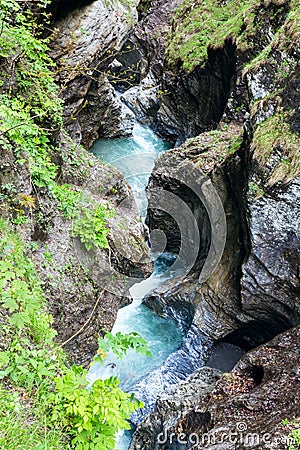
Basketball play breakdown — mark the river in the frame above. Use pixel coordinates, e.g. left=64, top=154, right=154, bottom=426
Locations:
left=89, top=122, right=184, bottom=449
left=89, top=122, right=244, bottom=449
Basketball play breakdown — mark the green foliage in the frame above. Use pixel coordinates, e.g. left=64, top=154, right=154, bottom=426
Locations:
left=228, top=135, right=243, bottom=155
left=73, top=203, right=114, bottom=251
left=0, top=3, right=145, bottom=449
left=166, top=0, right=294, bottom=72
left=0, top=218, right=54, bottom=338
left=49, top=366, right=143, bottom=450
left=97, top=331, right=152, bottom=359
left=248, top=181, right=259, bottom=195
left=0, top=385, right=69, bottom=450
left=0, top=339, right=60, bottom=391
left=48, top=332, right=150, bottom=450
left=0, top=0, right=62, bottom=188
left=0, top=219, right=148, bottom=449
left=181, top=124, right=243, bottom=172
left=289, top=428, right=300, bottom=450
left=0, top=334, right=147, bottom=449
left=0, top=0, right=114, bottom=244
left=0, top=96, right=58, bottom=187
left=243, top=0, right=299, bottom=76
left=167, top=0, right=262, bottom=71
left=0, top=0, right=61, bottom=120
left=53, top=184, right=82, bottom=219
left=248, top=180, right=264, bottom=198
left=252, top=112, right=300, bottom=186
left=281, top=418, right=300, bottom=450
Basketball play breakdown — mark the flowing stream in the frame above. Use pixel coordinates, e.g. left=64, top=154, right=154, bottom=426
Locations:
left=89, top=122, right=245, bottom=449
left=89, top=123, right=183, bottom=449
left=91, top=122, right=171, bottom=218
left=87, top=253, right=184, bottom=392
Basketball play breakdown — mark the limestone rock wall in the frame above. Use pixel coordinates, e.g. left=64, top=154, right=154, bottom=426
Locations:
left=131, top=325, right=300, bottom=449
left=50, top=0, right=139, bottom=148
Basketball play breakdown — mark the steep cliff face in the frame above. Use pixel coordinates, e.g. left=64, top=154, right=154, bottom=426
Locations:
left=0, top=0, right=152, bottom=367
left=131, top=0, right=300, bottom=445
left=130, top=366, right=222, bottom=449
left=0, top=128, right=152, bottom=366
left=50, top=0, right=139, bottom=148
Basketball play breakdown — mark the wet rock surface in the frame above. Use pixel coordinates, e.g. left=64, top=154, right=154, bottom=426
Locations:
left=130, top=325, right=213, bottom=425
left=50, top=0, right=139, bottom=147
left=135, top=13, right=300, bottom=434
left=140, top=0, right=300, bottom=357
left=238, top=179, right=300, bottom=349
left=130, top=366, right=222, bottom=450
left=140, top=123, right=299, bottom=431
left=131, top=326, right=300, bottom=449
left=108, top=0, right=182, bottom=136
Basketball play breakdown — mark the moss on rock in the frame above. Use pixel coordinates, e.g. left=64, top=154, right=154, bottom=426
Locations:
left=252, top=112, right=300, bottom=187
left=166, top=0, right=291, bottom=72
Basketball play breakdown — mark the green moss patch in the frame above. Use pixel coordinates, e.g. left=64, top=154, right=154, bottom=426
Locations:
left=166, top=0, right=292, bottom=72
left=252, top=112, right=300, bottom=186
left=177, top=123, right=243, bottom=173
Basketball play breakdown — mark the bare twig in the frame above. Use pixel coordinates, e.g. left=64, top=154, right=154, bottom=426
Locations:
left=59, top=288, right=106, bottom=348
left=0, top=111, right=49, bottom=137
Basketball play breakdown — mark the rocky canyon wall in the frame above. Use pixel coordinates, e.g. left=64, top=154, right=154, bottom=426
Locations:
left=128, top=0, right=300, bottom=446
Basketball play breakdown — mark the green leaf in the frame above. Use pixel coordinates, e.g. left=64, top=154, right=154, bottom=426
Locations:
left=1, top=294, right=18, bottom=312
left=0, top=351, right=9, bottom=367
left=10, top=312, right=30, bottom=328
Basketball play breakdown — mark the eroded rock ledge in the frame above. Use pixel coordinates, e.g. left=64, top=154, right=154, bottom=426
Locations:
left=131, top=325, right=300, bottom=449
left=50, top=0, right=139, bottom=148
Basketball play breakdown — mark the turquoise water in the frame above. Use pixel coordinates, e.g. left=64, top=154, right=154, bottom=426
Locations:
left=90, top=124, right=183, bottom=449
left=88, top=253, right=183, bottom=391
left=91, top=122, right=171, bottom=217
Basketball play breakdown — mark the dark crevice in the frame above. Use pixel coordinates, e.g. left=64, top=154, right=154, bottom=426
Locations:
left=245, top=364, right=264, bottom=385
left=219, top=317, right=296, bottom=352
left=47, top=0, right=95, bottom=20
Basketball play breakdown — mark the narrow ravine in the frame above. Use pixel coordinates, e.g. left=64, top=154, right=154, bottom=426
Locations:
left=88, top=120, right=247, bottom=449
left=89, top=122, right=185, bottom=448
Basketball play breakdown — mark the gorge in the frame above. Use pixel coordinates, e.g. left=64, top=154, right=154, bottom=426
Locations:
left=0, top=0, right=299, bottom=449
